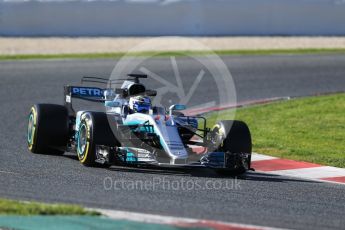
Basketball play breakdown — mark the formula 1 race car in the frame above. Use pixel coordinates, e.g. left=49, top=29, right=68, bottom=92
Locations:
left=27, top=74, right=253, bottom=175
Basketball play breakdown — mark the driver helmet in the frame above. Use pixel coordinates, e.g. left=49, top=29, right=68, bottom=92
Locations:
left=129, top=96, right=151, bottom=113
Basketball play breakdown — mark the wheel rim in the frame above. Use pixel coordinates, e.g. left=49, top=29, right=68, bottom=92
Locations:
left=77, top=124, right=87, bottom=157
left=27, top=110, right=36, bottom=150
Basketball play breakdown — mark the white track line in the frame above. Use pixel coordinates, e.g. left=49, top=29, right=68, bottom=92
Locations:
left=271, top=166, right=345, bottom=179
left=251, top=153, right=278, bottom=161
left=93, top=208, right=286, bottom=230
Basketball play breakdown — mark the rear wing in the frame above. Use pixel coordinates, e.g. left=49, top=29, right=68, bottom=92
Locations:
left=65, top=85, right=105, bottom=102
left=64, top=76, right=124, bottom=116
left=64, top=75, right=157, bottom=117
left=64, top=85, right=106, bottom=116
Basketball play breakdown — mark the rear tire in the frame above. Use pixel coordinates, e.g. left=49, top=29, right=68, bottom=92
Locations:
left=212, top=120, right=252, bottom=175
left=27, top=104, right=69, bottom=155
left=76, top=112, right=120, bottom=167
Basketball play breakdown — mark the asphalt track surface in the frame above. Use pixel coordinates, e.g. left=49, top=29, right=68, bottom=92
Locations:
left=1, top=54, right=345, bottom=229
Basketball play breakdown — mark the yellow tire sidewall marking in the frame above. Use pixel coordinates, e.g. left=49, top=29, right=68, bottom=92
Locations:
left=212, top=123, right=224, bottom=148
left=78, top=119, right=91, bottom=163
left=28, top=107, right=37, bottom=150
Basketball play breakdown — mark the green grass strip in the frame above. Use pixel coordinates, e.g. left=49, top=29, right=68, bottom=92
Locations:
left=0, top=199, right=99, bottom=216
left=206, top=93, right=345, bottom=168
left=1, top=48, right=345, bottom=60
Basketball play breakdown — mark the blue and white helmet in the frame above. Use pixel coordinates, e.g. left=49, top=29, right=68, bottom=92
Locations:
left=129, top=96, right=151, bottom=113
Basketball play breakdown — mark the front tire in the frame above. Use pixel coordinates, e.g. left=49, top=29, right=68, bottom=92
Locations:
left=76, top=112, right=120, bottom=167
left=212, top=120, right=252, bottom=174
left=27, top=104, right=69, bottom=155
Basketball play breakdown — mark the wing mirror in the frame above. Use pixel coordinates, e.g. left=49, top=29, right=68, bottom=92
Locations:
left=169, top=104, right=186, bottom=116
left=105, top=101, right=121, bottom=107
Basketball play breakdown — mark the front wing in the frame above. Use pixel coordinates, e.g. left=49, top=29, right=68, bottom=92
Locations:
left=94, top=145, right=250, bottom=171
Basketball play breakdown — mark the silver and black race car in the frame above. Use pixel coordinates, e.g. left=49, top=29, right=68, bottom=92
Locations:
left=27, top=74, right=253, bottom=175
